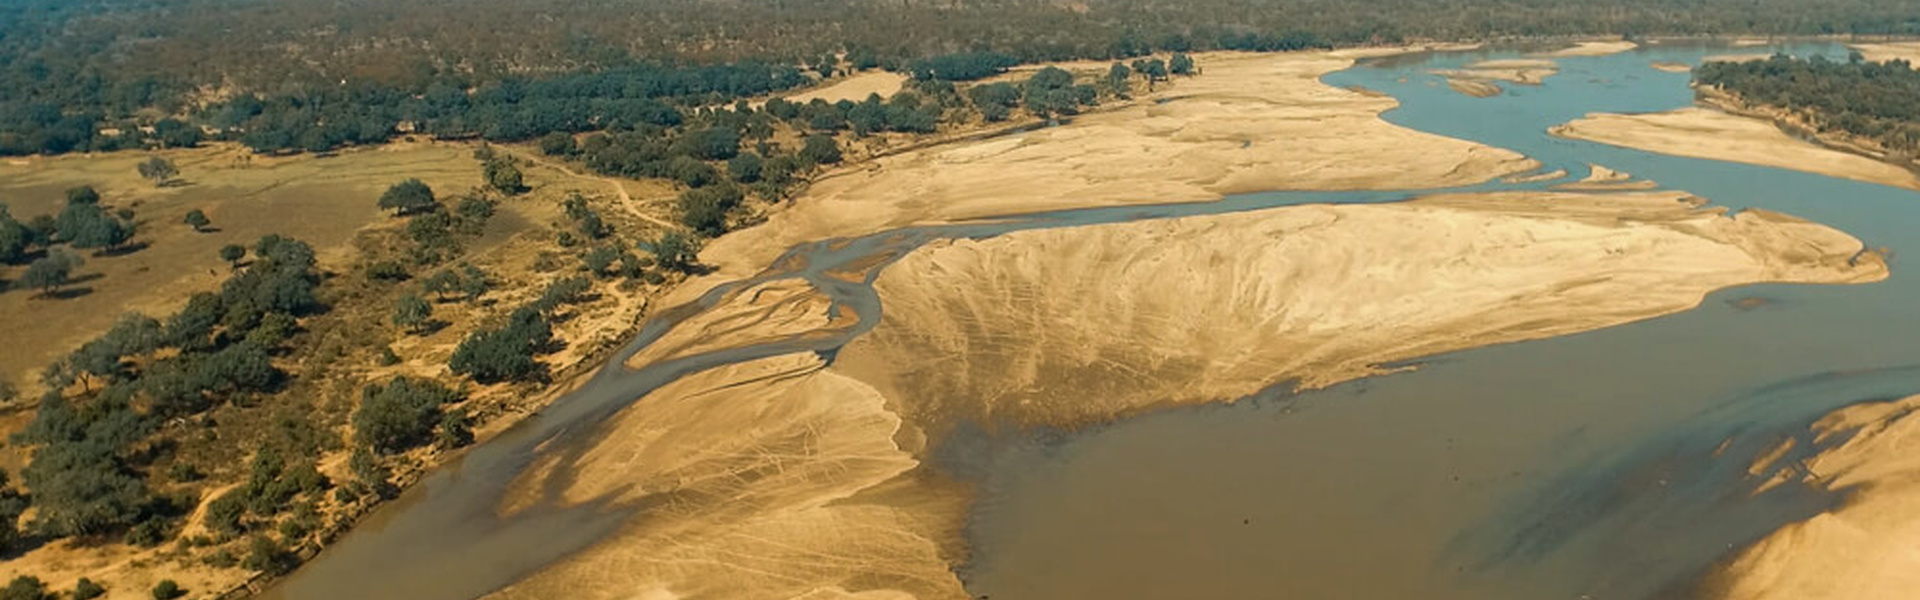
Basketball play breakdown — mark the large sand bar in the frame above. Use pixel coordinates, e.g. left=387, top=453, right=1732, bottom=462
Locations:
left=1551, top=108, right=1920, bottom=190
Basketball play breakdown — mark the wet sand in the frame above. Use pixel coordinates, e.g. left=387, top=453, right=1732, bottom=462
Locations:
left=1552, top=163, right=1658, bottom=190
left=1433, top=58, right=1561, bottom=86
left=1550, top=108, right=1920, bottom=190
left=491, top=190, right=1885, bottom=599
left=1709, top=394, right=1920, bottom=600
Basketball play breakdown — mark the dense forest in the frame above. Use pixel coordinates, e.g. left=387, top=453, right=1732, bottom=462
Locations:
left=1696, top=54, right=1920, bottom=157
left=7, top=0, right=1920, bottom=156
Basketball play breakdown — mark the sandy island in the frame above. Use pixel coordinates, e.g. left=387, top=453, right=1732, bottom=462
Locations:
left=1709, top=395, right=1920, bottom=600
left=1533, top=40, right=1639, bottom=57
left=1651, top=61, right=1692, bottom=73
left=490, top=189, right=1884, bottom=600
left=1553, top=163, right=1659, bottom=191
left=1550, top=108, right=1920, bottom=190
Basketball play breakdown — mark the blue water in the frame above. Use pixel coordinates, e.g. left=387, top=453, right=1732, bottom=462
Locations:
left=270, top=42, right=1920, bottom=600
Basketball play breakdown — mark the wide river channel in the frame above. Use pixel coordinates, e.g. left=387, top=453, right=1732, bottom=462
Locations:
left=268, top=42, right=1920, bottom=600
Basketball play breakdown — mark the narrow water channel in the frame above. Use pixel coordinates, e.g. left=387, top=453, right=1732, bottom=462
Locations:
left=266, top=42, right=1918, bottom=600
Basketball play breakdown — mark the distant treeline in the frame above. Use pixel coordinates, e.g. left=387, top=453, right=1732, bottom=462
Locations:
left=1696, top=54, right=1920, bottom=156
left=7, top=0, right=1920, bottom=156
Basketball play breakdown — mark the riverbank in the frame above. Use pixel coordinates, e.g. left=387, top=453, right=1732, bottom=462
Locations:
left=1549, top=106, right=1920, bottom=190
left=1707, top=394, right=1920, bottom=600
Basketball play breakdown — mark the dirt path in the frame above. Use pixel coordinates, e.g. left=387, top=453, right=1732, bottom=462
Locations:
left=511, top=149, right=685, bottom=232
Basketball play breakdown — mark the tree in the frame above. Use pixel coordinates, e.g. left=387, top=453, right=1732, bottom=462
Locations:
left=219, top=243, right=247, bottom=269
left=22, top=440, right=148, bottom=537
left=392, top=294, right=432, bottom=333
left=64, top=206, right=135, bottom=252
left=183, top=209, right=211, bottom=232
left=799, top=135, right=842, bottom=166
left=677, top=185, right=744, bottom=235
left=458, top=263, right=489, bottom=301
left=355, top=376, right=461, bottom=453
left=649, top=231, right=701, bottom=273
left=0, top=205, right=29, bottom=264
left=1107, top=62, right=1133, bottom=97
left=1170, top=52, right=1196, bottom=76
left=377, top=179, right=437, bottom=215
left=538, top=131, right=577, bottom=156
left=137, top=157, right=178, bottom=186
left=14, top=252, right=80, bottom=297
left=449, top=308, right=551, bottom=383
left=422, top=269, right=463, bottom=300
left=484, top=159, right=524, bottom=195
left=727, top=152, right=764, bottom=183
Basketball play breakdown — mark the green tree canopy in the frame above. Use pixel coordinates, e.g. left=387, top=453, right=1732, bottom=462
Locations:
left=378, top=179, right=438, bottom=215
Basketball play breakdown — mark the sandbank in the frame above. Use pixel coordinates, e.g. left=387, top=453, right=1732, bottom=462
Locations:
left=1433, top=58, right=1560, bottom=85
left=1550, top=108, right=1920, bottom=190
left=1446, top=78, right=1502, bottom=98
left=1553, top=163, right=1659, bottom=190
left=1709, top=395, right=1920, bottom=600
left=1533, top=40, right=1639, bottom=57
left=1704, top=53, right=1772, bottom=64
left=1651, top=61, right=1692, bottom=73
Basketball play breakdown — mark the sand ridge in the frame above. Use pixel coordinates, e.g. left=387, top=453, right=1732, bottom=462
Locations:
left=1550, top=108, right=1920, bottom=190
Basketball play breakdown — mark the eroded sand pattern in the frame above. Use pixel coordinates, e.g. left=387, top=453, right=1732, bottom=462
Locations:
left=1711, top=395, right=1920, bottom=600
left=491, top=190, right=1884, bottom=599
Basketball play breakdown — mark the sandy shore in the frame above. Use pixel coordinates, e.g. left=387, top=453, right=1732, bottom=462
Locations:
left=1709, top=395, right=1920, bottom=600
left=1704, top=53, right=1772, bottom=63
left=1849, top=42, right=1920, bottom=64
left=668, top=50, right=1541, bottom=309
left=1550, top=108, right=1920, bottom=190
left=491, top=189, right=1884, bottom=599
left=1533, top=40, right=1639, bottom=57
left=1651, top=61, right=1692, bottom=73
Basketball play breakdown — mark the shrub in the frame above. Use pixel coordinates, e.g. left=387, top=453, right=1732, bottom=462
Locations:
left=151, top=579, right=182, bottom=600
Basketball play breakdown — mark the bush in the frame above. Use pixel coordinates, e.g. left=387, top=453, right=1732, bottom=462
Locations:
left=0, top=576, right=48, bottom=600
left=242, top=534, right=297, bottom=574
left=448, top=308, right=552, bottom=383
left=151, top=580, right=182, bottom=600
left=73, top=578, right=105, bottom=600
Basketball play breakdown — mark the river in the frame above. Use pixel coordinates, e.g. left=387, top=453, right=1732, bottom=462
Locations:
left=266, top=41, right=1920, bottom=600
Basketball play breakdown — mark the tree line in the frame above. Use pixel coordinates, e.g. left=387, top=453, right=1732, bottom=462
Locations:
left=1696, top=53, right=1920, bottom=157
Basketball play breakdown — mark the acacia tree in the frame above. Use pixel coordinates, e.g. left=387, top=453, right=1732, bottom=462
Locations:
left=392, top=294, right=432, bottom=333
left=218, top=244, right=246, bottom=269
left=137, top=157, right=179, bottom=186
left=183, top=209, right=211, bottom=232
left=378, top=179, right=437, bottom=215
left=14, top=251, right=80, bottom=297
